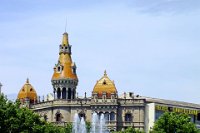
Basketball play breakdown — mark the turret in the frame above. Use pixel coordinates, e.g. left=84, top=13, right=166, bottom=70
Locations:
left=51, top=32, right=78, bottom=100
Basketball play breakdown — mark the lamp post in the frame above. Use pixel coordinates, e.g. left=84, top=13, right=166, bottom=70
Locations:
left=0, top=82, right=2, bottom=95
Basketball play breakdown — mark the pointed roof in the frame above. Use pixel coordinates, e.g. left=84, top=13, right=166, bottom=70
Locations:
left=52, top=32, right=78, bottom=80
left=93, top=71, right=117, bottom=98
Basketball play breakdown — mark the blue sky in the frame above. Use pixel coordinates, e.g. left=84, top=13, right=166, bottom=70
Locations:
left=1, top=0, right=200, bottom=103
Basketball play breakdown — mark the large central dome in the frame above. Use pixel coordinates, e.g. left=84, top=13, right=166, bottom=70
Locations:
left=93, top=71, right=117, bottom=98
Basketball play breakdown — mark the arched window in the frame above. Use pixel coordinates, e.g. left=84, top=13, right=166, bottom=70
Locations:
left=79, top=113, right=86, bottom=120
left=56, top=113, right=62, bottom=122
left=72, top=67, right=76, bottom=74
left=73, top=91, right=75, bottom=99
left=104, top=112, right=109, bottom=122
left=62, top=88, right=66, bottom=99
left=103, top=80, right=106, bottom=85
left=110, top=112, right=115, bottom=121
left=99, top=112, right=103, bottom=119
left=44, top=114, right=48, bottom=122
left=125, top=113, right=132, bottom=122
left=68, top=88, right=71, bottom=99
left=197, top=113, right=200, bottom=121
left=57, top=88, right=61, bottom=99
left=58, top=66, right=61, bottom=72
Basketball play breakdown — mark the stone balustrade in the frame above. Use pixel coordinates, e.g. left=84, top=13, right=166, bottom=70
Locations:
left=30, top=98, right=92, bottom=109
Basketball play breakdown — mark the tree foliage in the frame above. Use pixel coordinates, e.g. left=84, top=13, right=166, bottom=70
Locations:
left=113, top=127, right=145, bottom=133
left=85, top=121, right=91, bottom=133
left=0, top=94, right=68, bottom=133
left=151, top=112, right=200, bottom=133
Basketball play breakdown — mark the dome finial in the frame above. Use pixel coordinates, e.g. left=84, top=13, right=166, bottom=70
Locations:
left=26, top=78, right=29, bottom=83
left=104, top=70, right=107, bottom=76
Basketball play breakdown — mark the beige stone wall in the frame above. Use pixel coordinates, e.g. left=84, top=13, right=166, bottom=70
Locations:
left=116, top=99, right=145, bottom=131
left=31, top=98, right=145, bottom=131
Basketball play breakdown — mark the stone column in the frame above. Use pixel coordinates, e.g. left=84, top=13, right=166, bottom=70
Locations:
left=72, top=90, right=74, bottom=99
left=115, top=112, right=116, bottom=121
left=73, top=89, right=75, bottom=99
left=109, top=113, right=111, bottom=122
left=57, top=90, right=59, bottom=99
left=71, top=90, right=73, bottom=99
left=74, top=90, right=76, bottom=99
left=66, top=88, right=68, bottom=99
left=53, top=90, right=55, bottom=99
left=55, top=91, right=57, bottom=99
left=60, top=88, right=63, bottom=99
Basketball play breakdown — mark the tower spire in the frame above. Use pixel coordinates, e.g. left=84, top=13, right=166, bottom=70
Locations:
left=52, top=32, right=78, bottom=100
left=62, top=17, right=69, bottom=46
left=65, top=17, right=67, bottom=33
left=62, top=32, right=69, bottom=46
left=26, top=78, right=29, bottom=84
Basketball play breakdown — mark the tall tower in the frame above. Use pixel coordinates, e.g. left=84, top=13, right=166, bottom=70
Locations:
left=51, top=32, right=78, bottom=100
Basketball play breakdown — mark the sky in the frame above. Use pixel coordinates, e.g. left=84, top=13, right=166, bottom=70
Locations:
left=0, top=0, right=200, bottom=103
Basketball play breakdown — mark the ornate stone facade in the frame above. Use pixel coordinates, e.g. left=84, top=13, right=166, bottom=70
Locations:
left=17, top=32, right=200, bottom=132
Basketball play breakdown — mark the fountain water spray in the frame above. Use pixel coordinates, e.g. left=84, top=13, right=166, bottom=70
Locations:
left=91, top=112, right=99, bottom=133
left=90, top=112, right=108, bottom=133
left=80, top=117, right=87, bottom=133
left=73, top=112, right=108, bottom=133
left=100, top=114, right=107, bottom=133
left=72, top=113, right=80, bottom=133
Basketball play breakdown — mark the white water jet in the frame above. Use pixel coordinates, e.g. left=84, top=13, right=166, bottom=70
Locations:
left=91, top=112, right=99, bottom=133
left=99, top=114, right=107, bottom=133
left=73, top=112, right=108, bottom=133
left=90, top=112, right=108, bottom=133
left=73, top=113, right=87, bottom=133
left=72, top=113, right=80, bottom=133
left=80, top=117, right=87, bottom=133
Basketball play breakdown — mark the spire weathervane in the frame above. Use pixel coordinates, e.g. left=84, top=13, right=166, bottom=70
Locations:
left=26, top=78, right=29, bottom=84
left=65, top=17, right=67, bottom=33
left=104, top=70, right=107, bottom=76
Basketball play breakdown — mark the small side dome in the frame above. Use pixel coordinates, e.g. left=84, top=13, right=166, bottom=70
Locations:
left=17, top=78, right=37, bottom=103
left=92, top=71, right=117, bottom=98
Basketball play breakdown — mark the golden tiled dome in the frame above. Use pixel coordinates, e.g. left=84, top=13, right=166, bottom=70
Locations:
left=52, top=32, right=78, bottom=80
left=17, top=78, right=37, bottom=102
left=93, top=71, right=117, bottom=98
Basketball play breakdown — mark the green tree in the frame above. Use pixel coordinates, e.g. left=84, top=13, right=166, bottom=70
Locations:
left=63, top=123, right=73, bottom=133
left=151, top=112, right=200, bottom=133
left=86, top=121, right=91, bottom=133
left=0, top=94, right=21, bottom=132
left=0, top=94, right=69, bottom=133
left=113, top=127, right=144, bottom=133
